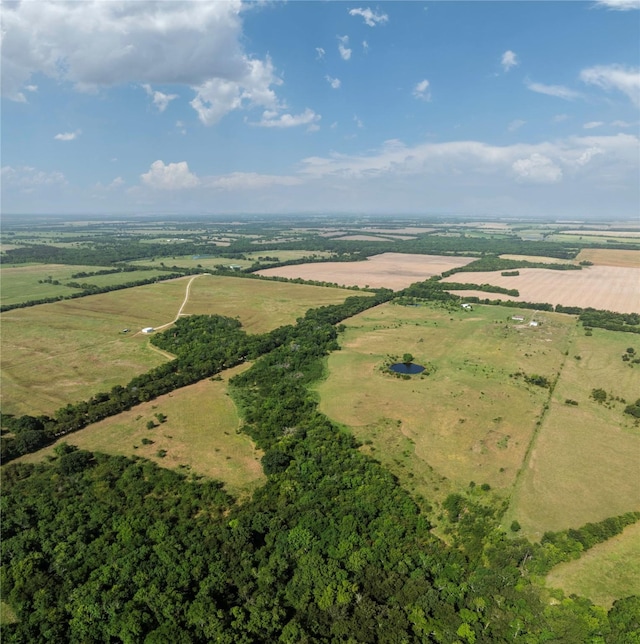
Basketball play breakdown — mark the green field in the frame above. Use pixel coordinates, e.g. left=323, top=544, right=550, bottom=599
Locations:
left=505, top=327, right=640, bottom=539
left=546, top=522, right=640, bottom=608
left=315, top=302, right=574, bottom=507
left=16, top=363, right=265, bottom=500
left=1, top=275, right=363, bottom=415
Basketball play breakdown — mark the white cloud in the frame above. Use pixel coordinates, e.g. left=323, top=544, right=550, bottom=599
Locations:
left=316, top=47, right=326, bottom=59
left=580, top=65, right=640, bottom=106
left=338, top=36, right=352, bottom=61
left=348, top=7, right=389, bottom=27
left=574, top=147, right=605, bottom=166
left=108, top=176, right=125, bottom=189
left=25, top=84, right=37, bottom=92
left=142, top=84, right=178, bottom=112
left=508, top=119, right=526, bottom=132
left=141, top=160, right=200, bottom=190
left=501, top=50, right=518, bottom=72
left=553, top=114, right=570, bottom=123
left=583, top=121, right=604, bottom=129
left=526, top=80, right=582, bottom=100
left=207, top=172, right=301, bottom=191
left=362, top=40, right=369, bottom=52
left=354, top=115, right=364, bottom=128
left=1, top=165, right=67, bottom=189
left=326, top=75, right=341, bottom=89
left=54, top=130, right=81, bottom=141
left=2, top=1, right=283, bottom=125
left=254, top=108, right=321, bottom=129
left=512, top=154, right=563, bottom=183
left=413, top=79, right=431, bottom=101
left=594, top=0, right=640, bottom=9
left=611, top=119, right=633, bottom=127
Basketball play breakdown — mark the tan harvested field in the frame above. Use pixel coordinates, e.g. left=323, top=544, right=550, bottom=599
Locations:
left=315, top=302, right=574, bottom=504
left=362, top=227, right=435, bottom=234
left=546, top=522, right=640, bottom=609
left=499, top=254, right=577, bottom=265
left=257, top=253, right=477, bottom=290
left=15, top=364, right=265, bottom=499
left=504, top=327, right=640, bottom=539
left=333, top=235, right=390, bottom=242
left=442, top=266, right=640, bottom=313
left=576, top=248, right=640, bottom=267
left=1, top=275, right=358, bottom=415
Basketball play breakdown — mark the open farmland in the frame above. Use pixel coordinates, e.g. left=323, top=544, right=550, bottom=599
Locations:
left=315, top=302, right=574, bottom=505
left=441, top=266, right=640, bottom=314
left=257, top=252, right=477, bottom=290
left=576, top=248, right=640, bottom=267
left=545, top=522, right=640, bottom=609
left=16, top=364, right=265, bottom=500
left=1, top=275, right=361, bottom=415
left=504, top=327, right=640, bottom=539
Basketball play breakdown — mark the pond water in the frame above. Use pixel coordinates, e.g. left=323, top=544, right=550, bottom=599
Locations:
left=389, top=362, right=425, bottom=375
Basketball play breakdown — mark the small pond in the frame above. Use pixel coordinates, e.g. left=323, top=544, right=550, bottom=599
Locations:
left=389, top=362, right=425, bottom=375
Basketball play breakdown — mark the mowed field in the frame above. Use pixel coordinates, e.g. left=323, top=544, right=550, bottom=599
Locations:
left=546, top=521, right=640, bottom=609
left=505, top=326, right=640, bottom=539
left=315, top=302, right=574, bottom=505
left=16, top=364, right=265, bottom=500
left=576, top=248, right=640, bottom=267
left=441, top=266, right=640, bottom=314
left=257, top=253, right=477, bottom=290
left=1, top=275, right=360, bottom=415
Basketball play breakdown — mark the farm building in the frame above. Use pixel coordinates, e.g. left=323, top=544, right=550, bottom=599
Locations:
left=142, top=327, right=155, bottom=334
left=461, top=303, right=473, bottom=310
left=529, top=321, right=539, bottom=327
left=512, top=316, right=524, bottom=322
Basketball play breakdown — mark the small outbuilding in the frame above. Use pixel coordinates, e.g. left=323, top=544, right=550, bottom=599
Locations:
left=529, top=321, right=539, bottom=327
left=142, top=327, right=155, bottom=334
left=461, top=303, right=473, bottom=310
left=512, top=316, right=524, bottom=322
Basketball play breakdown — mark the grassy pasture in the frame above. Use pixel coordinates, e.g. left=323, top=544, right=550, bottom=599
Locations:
left=0, top=263, right=171, bottom=305
left=182, top=274, right=362, bottom=333
left=15, top=364, right=265, bottom=500
left=1, top=275, right=361, bottom=415
left=546, top=521, right=640, bottom=608
left=315, top=302, right=573, bottom=506
left=505, top=327, right=640, bottom=539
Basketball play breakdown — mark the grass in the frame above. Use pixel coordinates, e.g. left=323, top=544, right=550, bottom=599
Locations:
left=504, top=327, right=640, bottom=539
left=546, top=521, right=640, bottom=608
left=1, top=275, right=362, bottom=415
left=0, top=263, right=171, bottom=306
left=15, top=364, right=265, bottom=500
left=314, top=301, right=574, bottom=507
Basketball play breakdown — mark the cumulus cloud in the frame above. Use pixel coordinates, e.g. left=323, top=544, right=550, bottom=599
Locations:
left=254, top=108, right=321, bottom=129
left=338, top=36, right=352, bottom=61
left=1, top=165, right=67, bottom=189
left=526, top=80, right=582, bottom=100
left=594, top=0, right=640, bottom=9
left=501, top=50, right=518, bottom=72
left=316, top=47, right=326, bottom=59
left=141, top=160, right=200, bottom=190
left=2, top=1, right=284, bottom=124
left=413, top=79, right=431, bottom=101
left=54, top=130, right=81, bottom=141
left=326, top=75, right=341, bottom=89
left=348, top=7, right=389, bottom=26
left=142, top=84, right=178, bottom=112
left=580, top=65, right=640, bottom=106
left=512, top=154, right=563, bottom=183
left=583, top=121, right=604, bottom=129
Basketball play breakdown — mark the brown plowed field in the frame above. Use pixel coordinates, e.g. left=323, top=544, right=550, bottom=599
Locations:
left=442, top=266, right=640, bottom=313
left=257, top=252, right=476, bottom=290
left=576, top=248, right=640, bottom=267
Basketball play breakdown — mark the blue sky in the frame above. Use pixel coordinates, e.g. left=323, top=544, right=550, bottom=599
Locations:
left=2, top=0, right=639, bottom=218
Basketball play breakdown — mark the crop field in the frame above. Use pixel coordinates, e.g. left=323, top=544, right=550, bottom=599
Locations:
left=546, top=233, right=640, bottom=245
left=545, top=522, right=640, bottom=608
left=16, top=364, right=265, bottom=500
left=314, top=302, right=574, bottom=506
left=576, top=248, right=640, bottom=267
left=504, top=327, right=640, bottom=538
left=257, top=252, right=477, bottom=290
left=498, top=254, right=578, bottom=265
left=441, top=266, right=640, bottom=314
left=1, top=275, right=360, bottom=415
